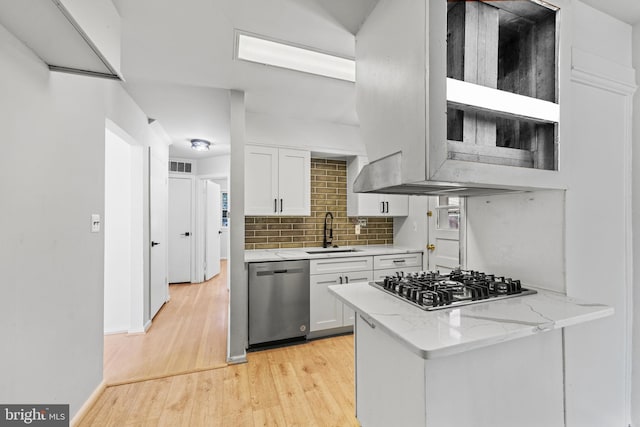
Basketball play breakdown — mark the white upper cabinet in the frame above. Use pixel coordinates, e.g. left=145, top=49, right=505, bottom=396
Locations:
left=347, top=156, right=408, bottom=217
left=245, top=145, right=310, bottom=216
left=354, top=0, right=570, bottom=196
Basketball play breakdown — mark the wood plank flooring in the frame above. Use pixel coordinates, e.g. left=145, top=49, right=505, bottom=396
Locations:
left=103, top=262, right=229, bottom=384
left=80, top=336, right=357, bottom=426
left=79, top=260, right=358, bottom=426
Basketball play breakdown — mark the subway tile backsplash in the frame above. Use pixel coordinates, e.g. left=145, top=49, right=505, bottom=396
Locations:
left=245, top=158, right=393, bottom=250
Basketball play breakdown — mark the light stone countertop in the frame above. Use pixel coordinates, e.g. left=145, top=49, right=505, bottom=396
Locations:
left=244, top=245, right=423, bottom=263
left=330, top=282, right=613, bottom=360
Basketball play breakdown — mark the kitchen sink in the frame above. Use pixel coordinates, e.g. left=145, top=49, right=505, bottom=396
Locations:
left=305, top=247, right=362, bottom=254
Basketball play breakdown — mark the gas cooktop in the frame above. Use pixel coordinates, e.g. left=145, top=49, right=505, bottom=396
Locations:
left=371, top=269, right=537, bottom=311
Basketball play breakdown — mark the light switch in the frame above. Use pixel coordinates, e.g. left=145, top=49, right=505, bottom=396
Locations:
left=355, top=224, right=361, bottom=235
left=91, top=214, right=101, bottom=233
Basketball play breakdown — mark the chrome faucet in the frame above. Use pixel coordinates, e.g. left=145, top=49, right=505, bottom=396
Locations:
left=323, top=212, right=334, bottom=248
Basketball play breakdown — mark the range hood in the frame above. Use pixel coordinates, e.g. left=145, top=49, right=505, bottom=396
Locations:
left=353, top=152, right=529, bottom=197
left=0, top=0, right=122, bottom=80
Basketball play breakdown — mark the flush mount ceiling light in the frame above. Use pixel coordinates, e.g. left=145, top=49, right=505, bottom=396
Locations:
left=190, top=139, right=211, bottom=152
left=235, top=32, right=355, bottom=82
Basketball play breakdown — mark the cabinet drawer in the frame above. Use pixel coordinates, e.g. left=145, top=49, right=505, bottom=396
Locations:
left=310, top=256, right=373, bottom=275
left=373, top=266, right=422, bottom=281
left=373, top=253, right=422, bottom=270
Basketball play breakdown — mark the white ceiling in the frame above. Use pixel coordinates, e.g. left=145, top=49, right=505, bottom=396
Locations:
left=113, top=0, right=640, bottom=160
left=114, top=0, right=377, bottom=159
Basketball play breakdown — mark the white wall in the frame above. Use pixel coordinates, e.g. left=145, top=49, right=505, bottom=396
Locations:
left=198, top=155, right=230, bottom=177
left=466, top=191, right=565, bottom=293
left=104, top=129, right=133, bottom=333
left=246, top=111, right=365, bottom=156
left=631, top=21, right=640, bottom=427
left=393, top=196, right=429, bottom=268
left=0, top=22, right=168, bottom=419
left=228, top=90, right=247, bottom=363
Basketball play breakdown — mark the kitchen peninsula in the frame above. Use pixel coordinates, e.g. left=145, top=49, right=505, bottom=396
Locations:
left=331, top=282, right=613, bottom=427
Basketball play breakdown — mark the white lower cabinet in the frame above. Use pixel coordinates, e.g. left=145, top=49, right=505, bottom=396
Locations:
left=310, top=257, right=373, bottom=333
left=309, top=253, right=423, bottom=333
left=355, top=315, right=565, bottom=427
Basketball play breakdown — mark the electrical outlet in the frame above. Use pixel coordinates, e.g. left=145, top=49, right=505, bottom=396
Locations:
left=358, top=218, right=367, bottom=227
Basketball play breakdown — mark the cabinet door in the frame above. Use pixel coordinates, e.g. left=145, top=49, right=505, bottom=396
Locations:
left=278, top=148, right=310, bottom=216
left=383, top=194, right=408, bottom=216
left=245, top=145, right=279, bottom=215
left=310, top=273, right=343, bottom=332
left=342, top=270, right=373, bottom=326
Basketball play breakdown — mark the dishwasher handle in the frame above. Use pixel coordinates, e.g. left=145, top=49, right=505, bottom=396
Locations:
left=256, top=268, right=304, bottom=276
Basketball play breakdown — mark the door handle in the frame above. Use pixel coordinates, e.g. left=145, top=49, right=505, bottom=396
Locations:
left=218, top=230, right=222, bottom=234
left=427, top=244, right=435, bottom=251
left=180, top=232, right=190, bottom=237
left=151, top=241, right=160, bottom=247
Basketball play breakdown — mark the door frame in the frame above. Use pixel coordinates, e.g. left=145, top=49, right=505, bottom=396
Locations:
left=104, top=119, right=147, bottom=334
left=196, top=174, right=229, bottom=283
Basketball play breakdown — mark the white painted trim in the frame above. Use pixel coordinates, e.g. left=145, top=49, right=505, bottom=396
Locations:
left=103, top=329, right=127, bottom=336
left=571, top=48, right=637, bottom=96
left=70, top=380, right=106, bottom=427
left=569, top=51, right=636, bottom=426
left=623, top=93, right=634, bottom=427
left=446, top=78, right=560, bottom=123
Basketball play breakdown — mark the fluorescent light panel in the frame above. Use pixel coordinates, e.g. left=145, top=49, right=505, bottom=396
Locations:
left=447, top=78, right=559, bottom=123
left=236, top=33, right=355, bottom=82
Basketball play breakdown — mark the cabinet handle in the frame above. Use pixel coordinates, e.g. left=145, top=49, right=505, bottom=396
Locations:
left=339, top=276, right=343, bottom=284
left=359, top=314, right=376, bottom=329
left=385, top=201, right=389, bottom=213
left=393, top=259, right=406, bottom=264
left=274, top=198, right=277, bottom=213
left=345, top=276, right=349, bottom=283
left=380, top=202, right=385, bottom=213
left=280, top=198, right=283, bottom=212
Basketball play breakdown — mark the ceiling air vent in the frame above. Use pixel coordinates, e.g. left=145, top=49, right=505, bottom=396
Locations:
left=169, top=161, right=192, bottom=174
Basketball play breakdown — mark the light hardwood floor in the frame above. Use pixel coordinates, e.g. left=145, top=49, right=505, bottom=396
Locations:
left=103, top=262, right=229, bottom=385
left=79, top=261, right=358, bottom=426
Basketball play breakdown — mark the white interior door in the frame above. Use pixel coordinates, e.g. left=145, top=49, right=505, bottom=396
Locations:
left=205, top=180, right=221, bottom=280
left=427, top=196, right=461, bottom=272
left=168, top=177, right=192, bottom=283
left=150, top=147, right=168, bottom=319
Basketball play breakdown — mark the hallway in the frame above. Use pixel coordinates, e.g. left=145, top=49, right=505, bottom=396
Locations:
left=103, top=261, right=229, bottom=385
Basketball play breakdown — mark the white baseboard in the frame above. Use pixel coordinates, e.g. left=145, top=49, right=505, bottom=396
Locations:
left=227, top=353, right=247, bottom=364
left=103, top=329, right=128, bottom=336
left=128, top=319, right=152, bottom=335
left=70, top=380, right=106, bottom=427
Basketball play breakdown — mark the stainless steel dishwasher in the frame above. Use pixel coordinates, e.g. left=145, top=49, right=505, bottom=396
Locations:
left=248, top=260, right=310, bottom=346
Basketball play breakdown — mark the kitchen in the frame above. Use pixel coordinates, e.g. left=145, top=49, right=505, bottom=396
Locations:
left=0, top=1, right=639, bottom=426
